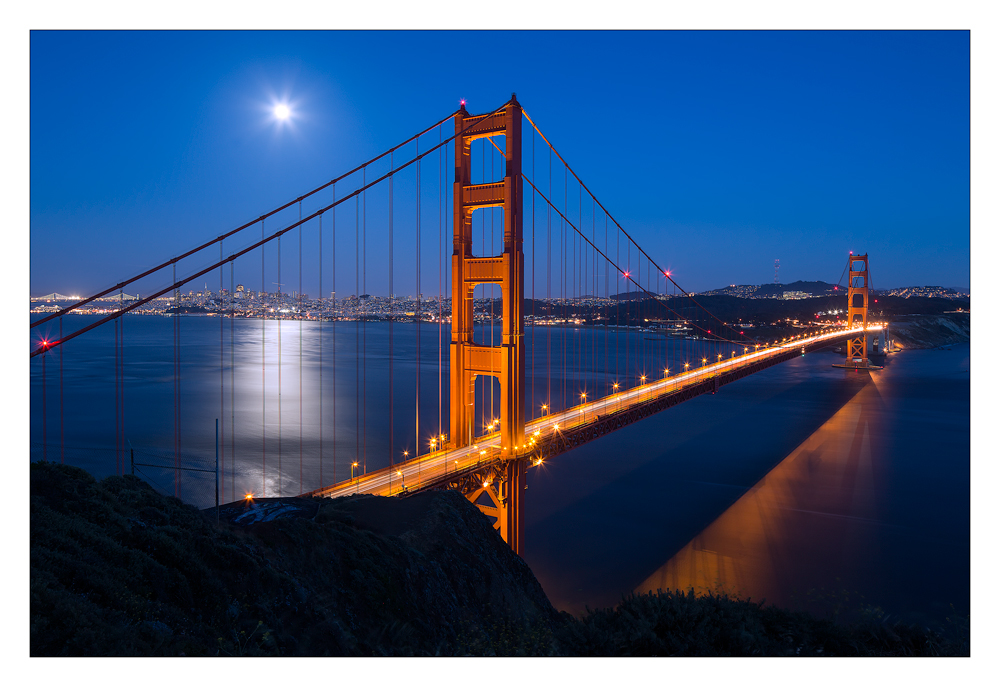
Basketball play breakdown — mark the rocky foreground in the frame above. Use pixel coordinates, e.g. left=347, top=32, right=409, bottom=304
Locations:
left=31, top=462, right=967, bottom=656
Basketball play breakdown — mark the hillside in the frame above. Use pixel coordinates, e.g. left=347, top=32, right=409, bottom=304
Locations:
left=31, top=462, right=967, bottom=656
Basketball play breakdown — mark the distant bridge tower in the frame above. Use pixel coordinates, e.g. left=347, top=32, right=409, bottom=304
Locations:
left=449, top=96, right=526, bottom=554
left=845, top=253, right=870, bottom=368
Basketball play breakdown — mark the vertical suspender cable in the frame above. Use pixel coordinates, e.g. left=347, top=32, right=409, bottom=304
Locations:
left=319, top=214, right=323, bottom=489
left=331, top=184, right=336, bottom=486
left=362, top=167, right=367, bottom=474
left=299, top=201, right=303, bottom=491
left=547, top=146, right=551, bottom=415
left=230, top=258, right=235, bottom=501
left=362, top=167, right=367, bottom=475
left=220, top=242, right=225, bottom=498
left=562, top=165, right=567, bottom=411
left=278, top=229, right=282, bottom=496
left=174, top=262, right=180, bottom=497
left=261, top=220, right=266, bottom=498
left=389, top=153, right=394, bottom=489
left=355, top=190, right=360, bottom=475
left=438, top=125, right=443, bottom=447
left=416, top=138, right=421, bottom=475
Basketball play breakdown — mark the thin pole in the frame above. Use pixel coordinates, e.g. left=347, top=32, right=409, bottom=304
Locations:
left=59, top=317, right=64, bottom=464
left=215, top=418, right=220, bottom=523
left=41, top=349, right=46, bottom=462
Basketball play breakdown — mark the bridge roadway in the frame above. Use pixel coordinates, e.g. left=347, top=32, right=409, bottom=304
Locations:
left=304, top=324, right=874, bottom=500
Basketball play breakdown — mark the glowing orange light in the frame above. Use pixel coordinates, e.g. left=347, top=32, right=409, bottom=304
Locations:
left=245, top=493, right=253, bottom=500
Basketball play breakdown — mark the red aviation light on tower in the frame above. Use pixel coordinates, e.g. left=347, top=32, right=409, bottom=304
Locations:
left=622, top=270, right=630, bottom=279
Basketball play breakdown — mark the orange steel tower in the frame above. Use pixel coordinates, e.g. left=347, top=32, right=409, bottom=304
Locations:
left=449, top=96, right=526, bottom=553
left=845, top=253, right=870, bottom=368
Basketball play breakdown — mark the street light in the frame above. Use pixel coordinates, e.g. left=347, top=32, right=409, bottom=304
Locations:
left=541, top=404, right=548, bottom=415
left=352, top=461, right=359, bottom=493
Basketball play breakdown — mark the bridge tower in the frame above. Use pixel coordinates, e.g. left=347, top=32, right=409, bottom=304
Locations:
left=449, top=96, right=526, bottom=554
left=845, top=253, right=870, bottom=368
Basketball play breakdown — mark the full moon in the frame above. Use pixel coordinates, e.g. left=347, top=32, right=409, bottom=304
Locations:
left=274, top=104, right=291, bottom=120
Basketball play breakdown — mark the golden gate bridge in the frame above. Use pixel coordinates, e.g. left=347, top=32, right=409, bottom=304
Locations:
left=30, top=95, right=880, bottom=554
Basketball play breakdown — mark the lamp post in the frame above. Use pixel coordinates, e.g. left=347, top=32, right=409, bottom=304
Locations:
left=351, top=461, right=359, bottom=493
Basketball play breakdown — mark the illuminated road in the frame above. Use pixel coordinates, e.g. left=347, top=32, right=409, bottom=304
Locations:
left=306, top=324, right=880, bottom=500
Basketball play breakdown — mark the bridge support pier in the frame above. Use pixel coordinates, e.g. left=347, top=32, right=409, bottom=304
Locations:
left=449, top=96, right=526, bottom=553
left=838, top=253, right=871, bottom=370
left=442, top=457, right=525, bottom=556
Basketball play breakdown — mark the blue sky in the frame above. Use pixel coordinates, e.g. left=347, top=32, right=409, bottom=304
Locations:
left=30, top=30, right=970, bottom=296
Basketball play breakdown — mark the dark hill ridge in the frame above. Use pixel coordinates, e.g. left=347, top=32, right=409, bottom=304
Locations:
left=31, top=462, right=967, bottom=656
left=31, top=463, right=556, bottom=656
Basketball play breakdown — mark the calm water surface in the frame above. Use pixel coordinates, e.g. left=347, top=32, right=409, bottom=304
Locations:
left=522, top=342, right=969, bottom=626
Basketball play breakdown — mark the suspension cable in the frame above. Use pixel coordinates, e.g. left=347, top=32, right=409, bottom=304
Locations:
left=31, top=109, right=464, bottom=329
left=29, top=99, right=515, bottom=359
left=523, top=175, right=749, bottom=347
left=522, top=109, right=754, bottom=345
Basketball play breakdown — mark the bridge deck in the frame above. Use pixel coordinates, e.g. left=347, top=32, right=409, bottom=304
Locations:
left=303, top=325, right=873, bottom=500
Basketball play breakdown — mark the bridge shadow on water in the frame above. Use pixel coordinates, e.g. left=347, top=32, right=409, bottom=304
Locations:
left=521, top=346, right=970, bottom=627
